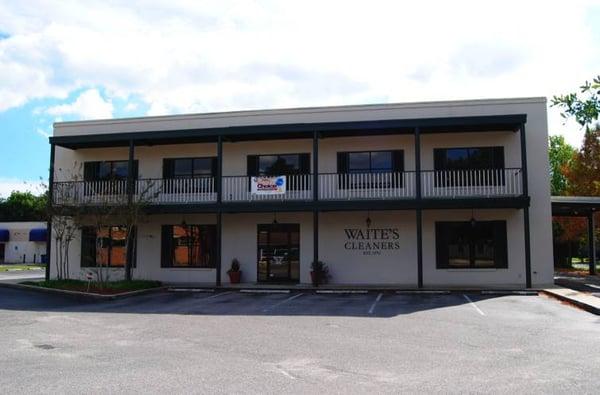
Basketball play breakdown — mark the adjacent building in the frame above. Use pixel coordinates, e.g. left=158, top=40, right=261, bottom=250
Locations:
left=0, top=222, right=47, bottom=264
left=48, top=97, right=554, bottom=288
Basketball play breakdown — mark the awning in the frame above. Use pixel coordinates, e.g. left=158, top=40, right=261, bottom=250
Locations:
left=551, top=196, right=600, bottom=216
left=29, top=228, right=47, bottom=242
left=0, top=229, right=8, bottom=242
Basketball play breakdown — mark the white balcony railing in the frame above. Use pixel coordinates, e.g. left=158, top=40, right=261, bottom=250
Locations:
left=137, top=178, right=216, bottom=205
left=222, top=174, right=313, bottom=202
left=53, top=180, right=128, bottom=206
left=318, top=172, right=415, bottom=200
left=421, top=168, right=522, bottom=198
left=52, top=168, right=523, bottom=206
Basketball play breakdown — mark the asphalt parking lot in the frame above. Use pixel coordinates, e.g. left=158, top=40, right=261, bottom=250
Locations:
left=0, top=287, right=599, bottom=394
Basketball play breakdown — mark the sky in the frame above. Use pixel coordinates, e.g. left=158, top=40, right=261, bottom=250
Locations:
left=1, top=0, right=599, bottom=197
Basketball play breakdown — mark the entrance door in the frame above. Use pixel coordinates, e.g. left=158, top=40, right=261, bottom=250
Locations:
left=257, top=224, right=300, bottom=283
left=0, top=243, right=4, bottom=263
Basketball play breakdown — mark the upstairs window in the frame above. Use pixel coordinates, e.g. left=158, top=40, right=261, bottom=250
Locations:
left=84, top=160, right=138, bottom=181
left=433, top=147, right=505, bottom=186
left=83, top=160, right=138, bottom=195
left=247, top=154, right=310, bottom=176
left=162, top=157, right=217, bottom=194
left=434, top=147, right=504, bottom=170
left=163, top=157, right=216, bottom=179
left=247, top=153, right=311, bottom=191
left=337, top=150, right=404, bottom=188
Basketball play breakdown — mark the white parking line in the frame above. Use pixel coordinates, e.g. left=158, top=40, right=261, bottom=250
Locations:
left=463, top=294, right=485, bottom=316
left=262, top=293, right=304, bottom=312
left=203, top=291, right=233, bottom=299
left=585, top=284, right=600, bottom=290
left=368, top=293, right=383, bottom=314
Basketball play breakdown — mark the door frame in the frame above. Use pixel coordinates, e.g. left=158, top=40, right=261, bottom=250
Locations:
left=256, top=223, right=300, bottom=283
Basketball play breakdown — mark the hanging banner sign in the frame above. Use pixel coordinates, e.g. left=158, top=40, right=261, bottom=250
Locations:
left=251, top=176, right=286, bottom=195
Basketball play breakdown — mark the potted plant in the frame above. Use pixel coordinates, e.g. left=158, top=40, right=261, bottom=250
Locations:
left=227, top=258, right=242, bottom=284
left=310, top=261, right=330, bottom=286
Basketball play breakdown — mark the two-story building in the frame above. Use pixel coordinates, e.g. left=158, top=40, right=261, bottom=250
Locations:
left=47, top=97, right=554, bottom=288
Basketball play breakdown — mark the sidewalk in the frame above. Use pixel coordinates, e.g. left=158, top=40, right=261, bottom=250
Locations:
left=543, top=287, right=600, bottom=315
left=0, top=269, right=44, bottom=284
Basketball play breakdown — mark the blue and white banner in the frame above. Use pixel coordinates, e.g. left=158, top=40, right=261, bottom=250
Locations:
left=251, top=176, right=286, bottom=195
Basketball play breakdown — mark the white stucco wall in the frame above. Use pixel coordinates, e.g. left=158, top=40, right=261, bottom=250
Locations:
left=51, top=97, right=554, bottom=287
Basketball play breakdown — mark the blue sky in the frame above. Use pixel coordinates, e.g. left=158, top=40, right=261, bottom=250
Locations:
left=1, top=0, right=599, bottom=196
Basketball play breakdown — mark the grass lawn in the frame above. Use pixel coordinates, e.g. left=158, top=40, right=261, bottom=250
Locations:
left=21, top=279, right=163, bottom=295
left=0, top=264, right=45, bottom=272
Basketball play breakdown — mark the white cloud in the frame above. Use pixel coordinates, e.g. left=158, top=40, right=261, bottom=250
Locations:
left=35, top=127, right=51, bottom=138
left=0, top=178, right=45, bottom=198
left=45, top=88, right=113, bottom=120
left=0, top=0, right=599, bottom=145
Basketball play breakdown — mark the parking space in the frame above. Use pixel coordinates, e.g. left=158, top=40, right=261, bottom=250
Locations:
left=1, top=287, right=599, bottom=393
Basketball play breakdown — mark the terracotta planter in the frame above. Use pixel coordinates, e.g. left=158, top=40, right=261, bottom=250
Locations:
left=228, top=271, right=241, bottom=284
left=310, top=271, right=325, bottom=286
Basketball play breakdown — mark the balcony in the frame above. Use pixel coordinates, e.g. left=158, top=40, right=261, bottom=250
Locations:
left=421, top=168, right=522, bottom=198
left=51, top=168, right=523, bottom=207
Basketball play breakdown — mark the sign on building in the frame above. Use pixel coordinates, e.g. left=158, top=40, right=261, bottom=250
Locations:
left=251, top=176, right=286, bottom=195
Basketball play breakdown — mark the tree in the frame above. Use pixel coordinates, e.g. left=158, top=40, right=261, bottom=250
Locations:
left=0, top=191, right=47, bottom=221
left=564, top=127, right=600, bottom=196
left=548, top=135, right=575, bottom=196
left=552, top=75, right=600, bottom=127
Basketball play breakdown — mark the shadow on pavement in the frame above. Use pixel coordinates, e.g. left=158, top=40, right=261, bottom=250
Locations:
left=0, top=286, right=508, bottom=318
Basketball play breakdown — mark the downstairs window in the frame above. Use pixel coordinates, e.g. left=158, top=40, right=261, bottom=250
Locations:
left=81, top=226, right=136, bottom=267
left=435, top=221, right=507, bottom=269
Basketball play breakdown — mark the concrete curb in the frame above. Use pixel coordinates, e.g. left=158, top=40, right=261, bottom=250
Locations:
left=0, top=281, right=167, bottom=301
left=239, top=289, right=290, bottom=294
left=165, top=286, right=540, bottom=295
left=542, top=288, right=600, bottom=315
left=168, top=288, right=215, bottom=293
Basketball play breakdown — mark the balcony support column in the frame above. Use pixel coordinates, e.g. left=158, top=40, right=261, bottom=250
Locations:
left=216, top=136, right=223, bottom=286
left=312, top=131, right=319, bottom=279
left=520, top=123, right=532, bottom=288
left=588, top=212, right=597, bottom=275
left=45, top=143, right=56, bottom=281
left=125, top=139, right=135, bottom=281
left=313, top=131, right=318, bottom=202
left=127, top=140, right=135, bottom=204
left=415, top=127, right=423, bottom=288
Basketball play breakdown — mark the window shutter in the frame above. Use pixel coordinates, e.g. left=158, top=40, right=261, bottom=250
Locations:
left=336, top=152, right=349, bottom=189
left=247, top=155, right=258, bottom=176
left=211, top=157, right=218, bottom=177
left=435, top=223, right=449, bottom=269
left=494, top=221, right=508, bottom=268
left=211, top=157, right=220, bottom=194
left=492, top=147, right=505, bottom=169
left=80, top=227, right=96, bottom=267
left=83, top=162, right=97, bottom=181
left=162, top=159, right=173, bottom=179
left=299, top=153, right=311, bottom=174
left=132, top=160, right=139, bottom=180
left=160, top=225, right=173, bottom=268
left=247, top=155, right=258, bottom=192
left=337, top=152, right=348, bottom=173
left=433, top=149, right=445, bottom=171
left=392, top=150, right=404, bottom=187
left=126, top=226, right=137, bottom=268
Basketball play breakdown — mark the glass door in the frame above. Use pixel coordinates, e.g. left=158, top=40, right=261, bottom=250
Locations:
left=257, top=224, right=300, bottom=283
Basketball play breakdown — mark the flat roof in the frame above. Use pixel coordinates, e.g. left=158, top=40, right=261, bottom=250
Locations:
left=53, top=96, right=545, bottom=129
left=50, top=113, right=528, bottom=149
